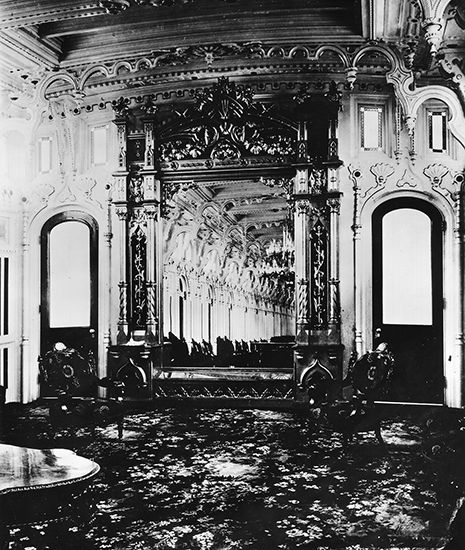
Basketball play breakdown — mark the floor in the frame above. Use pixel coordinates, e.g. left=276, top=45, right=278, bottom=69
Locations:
left=2, top=404, right=465, bottom=550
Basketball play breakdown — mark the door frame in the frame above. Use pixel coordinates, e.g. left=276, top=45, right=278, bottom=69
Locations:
left=353, top=190, right=462, bottom=407
left=372, top=197, right=444, bottom=403
left=372, top=197, right=443, bottom=340
left=40, top=211, right=99, bottom=354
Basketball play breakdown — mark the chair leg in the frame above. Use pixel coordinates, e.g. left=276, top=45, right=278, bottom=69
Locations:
left=374, top=422, right=385, bottom=447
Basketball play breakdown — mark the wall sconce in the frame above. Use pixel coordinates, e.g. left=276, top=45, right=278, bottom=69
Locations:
left=422, top=18, right=443, bottom=56
left=345, top=67, right=358, bottom=90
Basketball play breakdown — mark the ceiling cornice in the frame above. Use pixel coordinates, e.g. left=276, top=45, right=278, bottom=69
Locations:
left=0, top=1, right=105, bottom=30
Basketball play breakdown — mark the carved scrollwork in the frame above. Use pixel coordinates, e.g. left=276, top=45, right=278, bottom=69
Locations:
left=309, top=169, right=327, bottom=194
left=141, top=95, right=158, bottom=117
left=161, top=180, right=195, bottom=218
left=309, top=205, right=328, bottom=230
left=128, top=173, right=144, bottom=203
left=258, top=176, right=294, bottom=198
left=131, top=226, right=147, bottom=328
left=362, top=163, right=394, bottom=198
left=396, top=166, right=419, bottom=189
left=99, top=0, right=130, bottom=14
left=112, top=96, right=131, bottom=119
left=310, top=221, right=328, bottom=327
left=75, top=175, right=97, bottom=201
left=129, top=208, right=147, bottom=228
left=423, top=163, right=449, bottom=188
left=158, top=77, right=296, bottom=162
left=33, top=181, right=55, bottom=203
left=423, top=163, right=456, bottom=200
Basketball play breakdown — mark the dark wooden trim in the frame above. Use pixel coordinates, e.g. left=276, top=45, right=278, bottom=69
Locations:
left=372, top=197, right=443, bottom=339
left=40, top=212, right=99, bottom=351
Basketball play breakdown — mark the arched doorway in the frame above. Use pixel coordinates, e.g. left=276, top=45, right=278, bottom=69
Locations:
left=40, top=212, right=98, bottom=393
left=372, top=198, right=444, bottom=403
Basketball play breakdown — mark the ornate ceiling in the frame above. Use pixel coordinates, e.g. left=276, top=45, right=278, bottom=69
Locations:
left=1, top=0, right=464, bottom=249
left=1, top=0, right=463, bottom=100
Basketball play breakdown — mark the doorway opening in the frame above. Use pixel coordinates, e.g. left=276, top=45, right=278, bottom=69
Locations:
left=40, top=212, right=98, bottom=395
left=372, top=198, right=444, bottom=403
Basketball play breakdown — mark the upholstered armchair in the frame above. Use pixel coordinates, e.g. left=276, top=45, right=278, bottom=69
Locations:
left=38, top=343, right=126, bottom=438
left=307, top=344, right=395, bottom=447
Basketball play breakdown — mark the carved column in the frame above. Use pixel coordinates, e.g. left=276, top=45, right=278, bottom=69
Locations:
left=141, top=112, right=163, bottom=344
left=349, top=166, right=364, bottom=356
left=115, top=207, right=129, bottom=344
left=294, top=121, right=311, bottom=344
left=145, top=205, right=158, bottom=344
left=292, top=87, right=344, bottom=403
left=294, top=197, right=311, bottom=339
left=328, top=197, right=340, bottom=325
left=21, top=209, right=31, bottom=402
left=452, top=188, right=464, bottom=407
left=103, top=190, right=113, bottom=351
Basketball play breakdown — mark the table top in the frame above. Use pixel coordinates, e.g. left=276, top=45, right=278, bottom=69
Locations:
left=0, top=443, right=100, bottom=494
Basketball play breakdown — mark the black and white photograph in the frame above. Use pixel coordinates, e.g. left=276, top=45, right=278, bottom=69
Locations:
left=0, top=0, right=465, bottom=548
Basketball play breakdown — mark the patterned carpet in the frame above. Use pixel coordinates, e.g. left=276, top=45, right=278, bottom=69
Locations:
left=2, top=404, right=465, bottom=549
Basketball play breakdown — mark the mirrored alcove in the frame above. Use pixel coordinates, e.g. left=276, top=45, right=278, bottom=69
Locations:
left=161, top=177, right=295, bottom=370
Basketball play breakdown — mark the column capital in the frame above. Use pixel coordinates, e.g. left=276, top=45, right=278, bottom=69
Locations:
left=145, top=205, right=158, bottom=220
left=294, top=198, right=311, bottom=215
left=115, top=207, right=128, bottom=221
left=328, top=198, right=341, bottom=215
